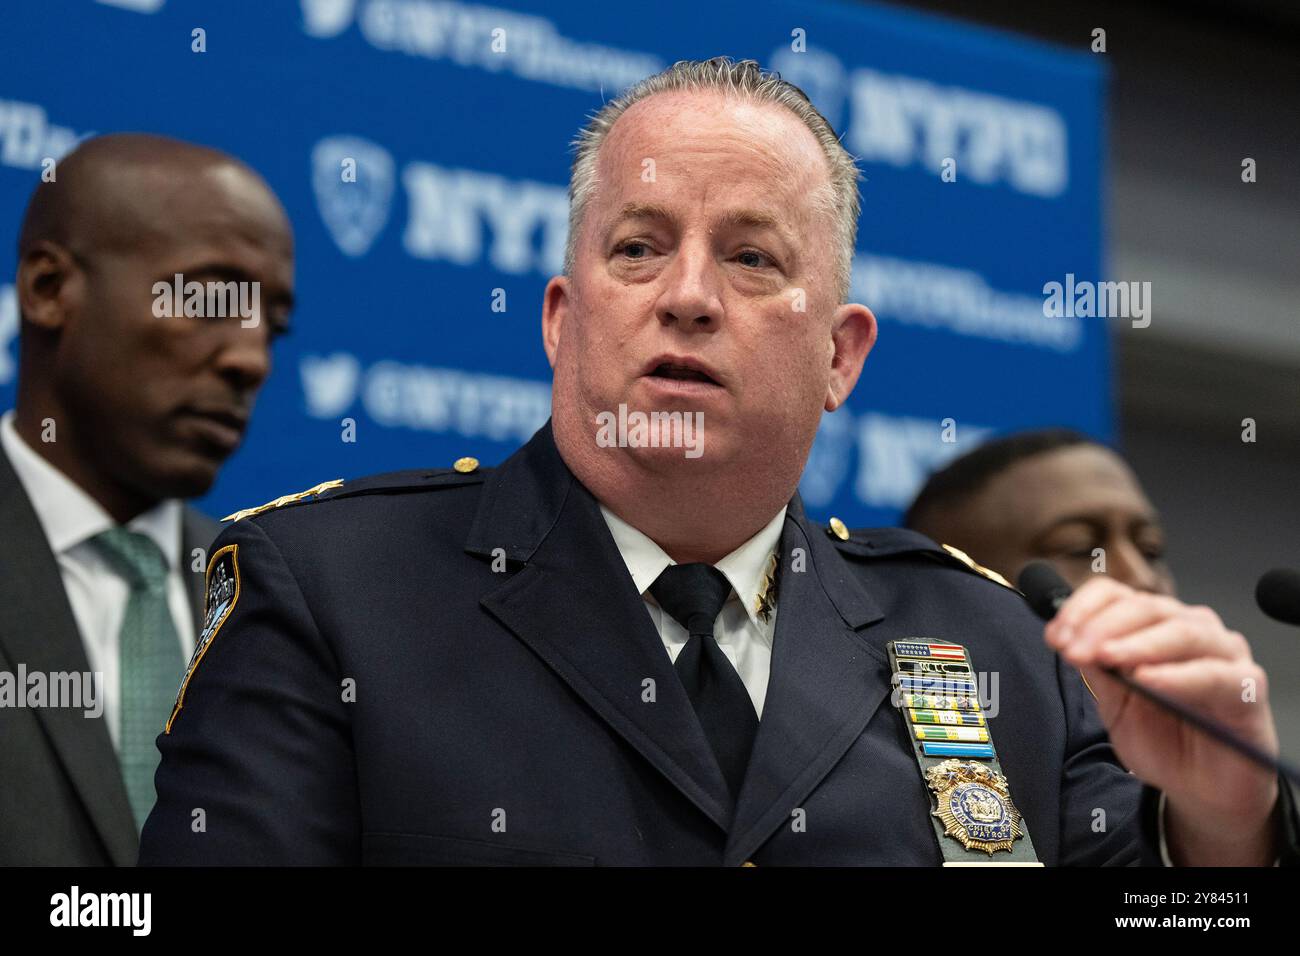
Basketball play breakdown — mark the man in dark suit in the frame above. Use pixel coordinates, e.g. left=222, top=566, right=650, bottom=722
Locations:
left=0, top=133, right=294, bottom=865
left=141, top=58, right=1292, bottom=866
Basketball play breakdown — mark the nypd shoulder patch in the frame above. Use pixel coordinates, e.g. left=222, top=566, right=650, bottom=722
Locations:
left=166, top=543, right=240, bottom=733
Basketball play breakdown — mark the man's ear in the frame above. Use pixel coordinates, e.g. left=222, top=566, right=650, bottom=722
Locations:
left=17, top=241, right=81, bottom=334
left=541, top=274, right=571, bottom=369
left=824, top=302, right=877, bottom=412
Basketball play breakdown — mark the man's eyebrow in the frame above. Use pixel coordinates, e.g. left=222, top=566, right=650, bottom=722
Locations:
left=1031, top=510, right=1163, bottom=539
left=1030, top=514, right=1105, bottom=540
left=713, top=208, right=785, bottom=232
left=607, top=202, right=795, bottom=243
left=609, top=201, right=673, bottom=226
left=1129, top=513, right=1164, bottom=533
left=171, top=261, right=295, bottom=310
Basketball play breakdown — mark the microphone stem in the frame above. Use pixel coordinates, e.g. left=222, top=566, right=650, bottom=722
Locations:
left=1102, top=665, right=1300, bottom=785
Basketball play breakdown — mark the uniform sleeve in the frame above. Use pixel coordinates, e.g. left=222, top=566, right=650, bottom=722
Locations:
left=138, top=516, right=360, bottom=865
left=1054, top=654, right=1164, bottom=866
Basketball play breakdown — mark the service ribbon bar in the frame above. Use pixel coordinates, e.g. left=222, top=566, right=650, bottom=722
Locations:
left=900, top=693, right=982, bottom=712
left=895, top=675, right=979, bottom=695
left=908, top=709, right=986, bottom=727
left=893, top=641, right=968, bottom=661
left=913, top=725, right=990, bottom=743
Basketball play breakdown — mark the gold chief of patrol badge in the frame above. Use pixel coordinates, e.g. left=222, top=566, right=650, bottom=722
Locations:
left=926, top=759, right=1026, bottom=854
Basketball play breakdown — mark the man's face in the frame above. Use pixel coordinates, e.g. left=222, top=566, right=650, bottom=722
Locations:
left=957, top=445, right=1176, bottom=595
left=55, top=162, right=294, bottom=500
left=543, top=91, right=874, bottom=480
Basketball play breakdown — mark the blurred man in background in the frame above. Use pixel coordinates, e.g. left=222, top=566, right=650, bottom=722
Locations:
left=904, top=428, right=1175, bottom=595
left=0, top=133, right=294, bottom=865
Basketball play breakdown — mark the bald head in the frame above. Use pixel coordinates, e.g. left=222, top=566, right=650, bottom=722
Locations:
left=19, top=133, right=289, bottom=273
left=13, top=132, right=295, bottom=523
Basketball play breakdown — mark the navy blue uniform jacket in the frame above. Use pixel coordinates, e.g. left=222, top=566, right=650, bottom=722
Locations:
left=138, top=423, right=1298, bottom=865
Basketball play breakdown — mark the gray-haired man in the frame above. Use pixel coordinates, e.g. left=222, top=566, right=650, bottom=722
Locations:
left=141, top=59, right=1293, bottom=867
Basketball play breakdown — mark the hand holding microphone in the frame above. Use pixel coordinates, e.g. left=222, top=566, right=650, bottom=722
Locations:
left=1021, top=562, right=1289, bottom=865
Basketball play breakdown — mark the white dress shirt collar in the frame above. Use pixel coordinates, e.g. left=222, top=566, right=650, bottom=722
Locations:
left=1, top=410, right=182, bottom=569
left=599, top=502, right=788, bottom=629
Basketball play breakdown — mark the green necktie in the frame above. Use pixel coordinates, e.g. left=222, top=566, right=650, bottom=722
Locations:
left=90, top=527, right=185, bottom=833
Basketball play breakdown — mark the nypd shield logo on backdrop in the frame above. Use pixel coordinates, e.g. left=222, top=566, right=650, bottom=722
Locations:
left=312, top=135, right=395, bottom=257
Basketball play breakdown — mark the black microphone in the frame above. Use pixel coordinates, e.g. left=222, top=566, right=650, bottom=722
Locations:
left=1019, top=560, right=1073, bottom=619
left=1017, top=561, right=1300, bottom=786
left=1257, top=568, right=1300, bottom=626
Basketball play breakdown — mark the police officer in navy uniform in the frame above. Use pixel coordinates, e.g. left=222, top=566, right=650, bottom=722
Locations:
left=139, top=58, right=1296, bottom=866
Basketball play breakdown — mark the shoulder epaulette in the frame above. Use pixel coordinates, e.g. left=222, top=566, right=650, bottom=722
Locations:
left=820, top=516, right=1020, bottom=593
left=222, top=456, right=488, bottom=523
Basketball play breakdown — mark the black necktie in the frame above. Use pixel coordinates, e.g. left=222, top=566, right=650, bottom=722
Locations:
left=649, top=563, right=759, bottom=799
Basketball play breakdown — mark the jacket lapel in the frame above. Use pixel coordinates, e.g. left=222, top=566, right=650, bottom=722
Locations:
left=0, top=445, right=139, bottom=866
left=470, top=424, right=735, bottom=832
left=723, top=498, right=891, bottom=866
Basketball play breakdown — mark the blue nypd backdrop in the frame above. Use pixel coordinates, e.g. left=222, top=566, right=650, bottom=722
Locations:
left=0, top=0, right=1109, bottom=526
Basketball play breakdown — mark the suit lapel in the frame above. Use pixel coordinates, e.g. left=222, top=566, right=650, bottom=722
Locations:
left=470, top=425, right=735, bottom=832
left=723, top=499, right=891, bottom=866
left=0, top=446, right=138, bottom=866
